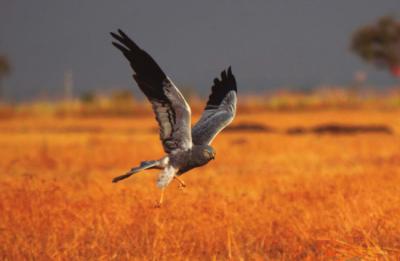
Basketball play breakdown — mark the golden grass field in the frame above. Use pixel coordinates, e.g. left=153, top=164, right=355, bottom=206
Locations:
left=0, top=105, right=400, bottom=260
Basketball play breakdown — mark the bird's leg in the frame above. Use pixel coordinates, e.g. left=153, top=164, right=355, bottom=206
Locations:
left=174, top=176, right=186, bottom=189
left=155, top=188, right=165, bottom=208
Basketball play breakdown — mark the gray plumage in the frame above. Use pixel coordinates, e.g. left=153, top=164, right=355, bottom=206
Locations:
left=111, top=29, right=237, bottom=188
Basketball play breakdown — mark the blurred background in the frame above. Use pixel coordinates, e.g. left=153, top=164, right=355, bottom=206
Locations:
left=0, top=0, right=399, bottom=111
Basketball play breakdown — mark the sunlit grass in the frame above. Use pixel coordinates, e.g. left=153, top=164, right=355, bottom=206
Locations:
left=0, top=104, right=400, bottom=260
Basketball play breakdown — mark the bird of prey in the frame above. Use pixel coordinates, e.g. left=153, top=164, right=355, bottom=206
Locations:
left=110, top=29, right=237, bottom=205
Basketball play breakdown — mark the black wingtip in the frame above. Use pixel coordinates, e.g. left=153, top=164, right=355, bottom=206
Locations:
left=117, top=29, right=132, bottom=43
left=111, top=29, right=141, bottom=52
left=112, top=41, right=130, bottom=54
left=110, top=30, right=121, bottom=37
left=109, top=29, right=125, bottom=36
left=221, top=70, right=227, bottom=81
left=118, top=29, right=125, bottom=35
left=205, top=66, right=237, bottom=109
left=110, top=30, right=125, bottom=41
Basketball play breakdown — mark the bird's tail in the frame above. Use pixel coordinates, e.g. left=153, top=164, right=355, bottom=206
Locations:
left=112, top=160, right=160, bottom=183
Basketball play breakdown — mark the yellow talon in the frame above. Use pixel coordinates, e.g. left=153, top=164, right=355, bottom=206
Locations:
left=174, top=176, right=186, bottom=188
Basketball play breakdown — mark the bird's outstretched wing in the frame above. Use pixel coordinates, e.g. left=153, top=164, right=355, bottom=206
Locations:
left=192, top=67, right=237, bottom=145
left=111, top=29, right=192, bottom=153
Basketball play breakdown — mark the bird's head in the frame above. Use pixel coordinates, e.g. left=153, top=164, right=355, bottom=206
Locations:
left=202, top=145, right=216, bottom=160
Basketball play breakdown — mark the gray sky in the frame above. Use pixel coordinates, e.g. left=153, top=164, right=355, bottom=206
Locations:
left=0, top=0, right=399, bottom=101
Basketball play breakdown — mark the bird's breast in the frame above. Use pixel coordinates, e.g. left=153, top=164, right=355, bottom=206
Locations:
left=176, top=153, right=210, bottom=175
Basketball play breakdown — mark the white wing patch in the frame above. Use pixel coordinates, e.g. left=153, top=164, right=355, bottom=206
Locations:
left=156, top=165, right=177, bottom=188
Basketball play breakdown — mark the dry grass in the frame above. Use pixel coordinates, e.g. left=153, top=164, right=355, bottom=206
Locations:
left=0, top=107, right=400, bottom=260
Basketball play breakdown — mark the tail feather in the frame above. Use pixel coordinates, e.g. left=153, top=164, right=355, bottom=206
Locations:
left=112, top=160, right=159, bottom=183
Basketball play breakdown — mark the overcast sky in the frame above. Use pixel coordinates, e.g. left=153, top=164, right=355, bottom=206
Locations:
left=0, top=0, right=399, bottom=101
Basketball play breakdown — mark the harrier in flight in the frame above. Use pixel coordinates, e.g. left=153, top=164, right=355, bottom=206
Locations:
left=111, top=29, right=237, bottom=205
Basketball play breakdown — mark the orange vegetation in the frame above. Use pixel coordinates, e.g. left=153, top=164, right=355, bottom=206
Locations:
left=0, top=107, right=400, bottom=260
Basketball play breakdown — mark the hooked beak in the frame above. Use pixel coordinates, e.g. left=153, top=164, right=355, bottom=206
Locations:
left=212, top=153, right=216, bottom=160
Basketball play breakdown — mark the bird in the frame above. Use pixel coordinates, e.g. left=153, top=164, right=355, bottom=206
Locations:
left=110, top=29, right=237, bottom=206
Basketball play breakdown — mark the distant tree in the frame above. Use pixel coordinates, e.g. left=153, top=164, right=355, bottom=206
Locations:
left=109, top=89, right=135, bottom=115
left=80, top=91, right=97, bottom=104
left=0, top=55, right=11, bottom=99
left=351, top=16, right=400, bottom=77
left=110, top=89, right=135, bottom=104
